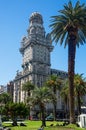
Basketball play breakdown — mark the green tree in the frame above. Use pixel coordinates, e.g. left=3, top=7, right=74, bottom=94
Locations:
left=22, top=81, right=35, bottom=119
left=50, top=1, right=86, bottom=123
left=46, top=75, right=62, bottom=120
left=0, top=93, right=12, bottom=117
left=61, top=79, right=69, bottom=118
left=28, top=86, right=52, bottom=126
left=61, top=74, right=86, bottom=117
left=22, top=81, right=35, bottom=98
left=0, top=93, right=12, bottom=105
left=74, top=74, right=86, bottom=114
left=3, top=102, right=29, bottom=126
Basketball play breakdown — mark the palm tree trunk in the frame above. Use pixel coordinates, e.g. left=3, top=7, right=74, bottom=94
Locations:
left=12, top=117, right=18, bottom=126
left=41, top=105, right=46, bottom=126
left=68, top=36, right=76, bottom=124
left=65, top=97, right=68, bottom=119
left=53, top=87, right=57, bottom=121
left=27, top=92, right=30, bottom=120
left=53, top=102, right=57, bottom=121
left=77, top=92, right=81, bottom=115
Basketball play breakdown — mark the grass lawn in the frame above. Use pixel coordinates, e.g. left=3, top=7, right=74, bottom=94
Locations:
left=2, top=120, right=86, bottom=130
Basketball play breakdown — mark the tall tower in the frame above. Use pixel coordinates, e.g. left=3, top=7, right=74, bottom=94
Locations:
left=20, top=12, right=53, bottom=86
left=14, top=12, right=53, bottom=102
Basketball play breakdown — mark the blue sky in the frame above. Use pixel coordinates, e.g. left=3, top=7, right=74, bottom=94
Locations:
left=0, top=0, right=86, bottom=85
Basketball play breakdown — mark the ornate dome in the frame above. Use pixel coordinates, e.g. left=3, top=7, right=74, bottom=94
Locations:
left=29, top=12, right=43, bottom=24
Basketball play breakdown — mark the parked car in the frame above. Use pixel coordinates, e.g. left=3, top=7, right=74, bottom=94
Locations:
left=45, top=115, right=54, bottom=121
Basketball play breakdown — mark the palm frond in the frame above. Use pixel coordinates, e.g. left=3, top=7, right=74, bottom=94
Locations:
left=50, top=1, right=86, bottom=47
left=75, top=0, right=80, bottom=10
left=60, top=31, right=67, bottom=46
left=78, top=30, right=86, bottom=43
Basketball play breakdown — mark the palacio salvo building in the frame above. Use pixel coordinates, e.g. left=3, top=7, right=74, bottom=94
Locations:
left=13, top=12, right=69, bottom=116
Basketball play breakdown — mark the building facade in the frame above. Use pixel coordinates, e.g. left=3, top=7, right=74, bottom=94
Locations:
left=13, top=12, right=68, bottom=117
left=7, top=81, right=14, bottom=101
left=13, top=12, right=54, bottom=102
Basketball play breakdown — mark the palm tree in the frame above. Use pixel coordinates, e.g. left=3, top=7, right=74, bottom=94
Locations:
left=61, top=75, right=86, bottom=118
left=22, top=81, right=35, bottom=100
left=22, top=81, right=35, bottom=119
left=46, top=75, right=62, bottom=120
left=50, top=1, right=86, bottom=123
left=61, top=79, right=69, bottom=118
left=74, top=74, right=86, bottom=114
left=28, top=86, right=53, bottom=126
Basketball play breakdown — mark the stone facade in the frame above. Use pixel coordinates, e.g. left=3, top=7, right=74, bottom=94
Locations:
left=13, top=12, right=70, bottom=118
left=7, top=81, right=14, bottom=101
left=13, top=12, right=54, bottom=103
